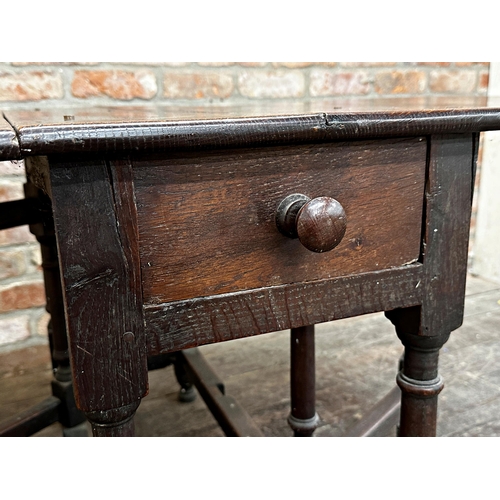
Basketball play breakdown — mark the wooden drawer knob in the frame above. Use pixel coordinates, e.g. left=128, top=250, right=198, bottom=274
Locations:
left=276, top=193, right=347, bottom=253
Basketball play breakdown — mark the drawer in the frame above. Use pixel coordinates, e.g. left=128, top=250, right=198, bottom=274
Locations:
left=133, top=137, right=427, bottom=305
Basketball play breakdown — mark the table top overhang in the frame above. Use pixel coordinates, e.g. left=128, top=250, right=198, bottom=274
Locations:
left=3, top=96, right=500, bottom=160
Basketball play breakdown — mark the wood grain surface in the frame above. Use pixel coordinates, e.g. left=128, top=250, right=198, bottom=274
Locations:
left=48, top=157, right=148, bottom=412
left=0, top=112, right=19, bottom=159
left=146, top=264, right=424, bottom=354
left=2, top=97, right=500, bottom=160
left=134, top=138, right=426, bottom=303
left=420, top=133, right=478, bottom=336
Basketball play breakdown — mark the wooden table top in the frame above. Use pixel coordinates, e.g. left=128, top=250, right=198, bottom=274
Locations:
left=2, top=96, right=500, bottom=160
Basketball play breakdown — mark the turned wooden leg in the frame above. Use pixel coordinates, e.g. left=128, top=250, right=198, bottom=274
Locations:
left=288, top=325, right=319, bottom=437
left=387, top=307, right=449, bottom=437
left=173, top=352, right=197, bottom=403
left=396, top=341, right=445, bottom=437
left=147, top=352, right=197, bottom=402
left=386, top=134, right=477, bottom=436
left=86, top=401, right=140, bottom=437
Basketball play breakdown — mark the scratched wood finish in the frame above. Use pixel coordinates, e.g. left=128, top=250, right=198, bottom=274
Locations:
left=14, top=109, right=500, bottom=158
left=382, top=134, right=478, bottom=436
left=7, top=103, right=492, bottom=438
left=3, top=98, right=500, bottom=160
left=49, top=156, right=148, bottom=413
left=419, top=134, right=478, bottom=336
left=146, top=264, right=424, bottom=354
left=386, top=134, right=478, bottom=335
left=134, top=138, right=426, bottom=304
left=0, top=112, right=19, bottom=159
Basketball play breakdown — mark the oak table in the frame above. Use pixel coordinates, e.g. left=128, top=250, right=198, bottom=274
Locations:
left=1, top=97, right=499, bottom=437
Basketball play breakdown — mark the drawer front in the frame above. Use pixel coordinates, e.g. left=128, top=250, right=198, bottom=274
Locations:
left=133, top=138, right=426, bottom=304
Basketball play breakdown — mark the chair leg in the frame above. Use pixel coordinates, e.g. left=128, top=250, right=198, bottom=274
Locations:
left=288, top=325, right=319, bottom=437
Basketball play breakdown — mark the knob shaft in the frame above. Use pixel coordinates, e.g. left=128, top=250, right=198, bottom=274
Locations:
left=276, top=194, right=347, bottom=253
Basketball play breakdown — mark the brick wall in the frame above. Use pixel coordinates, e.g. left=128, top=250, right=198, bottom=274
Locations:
left=0, top=62, right=489, bottom=105
left=0, top=62, right=490, bottom=350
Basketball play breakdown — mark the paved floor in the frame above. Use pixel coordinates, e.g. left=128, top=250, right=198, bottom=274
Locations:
left=1, top=274, right=499, bottom=437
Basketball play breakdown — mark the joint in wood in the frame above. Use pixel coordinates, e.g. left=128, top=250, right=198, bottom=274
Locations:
left=396, top=372, right=444, bottom=399
left=287, top=413, right=320, bottom=435
left=85, top=401, right=140, bottom=430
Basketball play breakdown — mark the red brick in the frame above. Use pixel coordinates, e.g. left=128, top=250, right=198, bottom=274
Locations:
left=0, top=71, right=63, bottom=101
left=429, top=70, right=476, bottom=93
left=163, top=73, right=234, bottom=99
left=416, top=62, right=451, bottom=66
left=271, top=62, right=337, bottom=68
left=374, top=70, right=426, bottom=94
left=117, top=62, right=189, bottom=66
left=455, top=62, right=489, bottom=66
left=0, top=314, right=30, bottom=344
left=342, top=62, right=397, bottom=67
left=238, top=70, right=305, bottom=98
left=310, top=71, right=370, bottom=96
left=11, top=62, right=97, bottom=66
left=272, top=62, right=314, bottom=68
left=237, top=62, right=268, bottom=67
left=0, top=249, right=26, bottom=280
left=72, top=70, right=157, bottom=100
left=479, top=71, right=489, bottom=92
left=197, top=62, right=234, bottom=67
left=0, top=281, right=46, bottom=313
left=0, top=226, right=34, bottom=247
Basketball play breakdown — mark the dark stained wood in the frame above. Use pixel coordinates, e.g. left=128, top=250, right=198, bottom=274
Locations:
left=419, top=134, right=478, bottom=336
left=25, top=182, right=87, bottom=431
left=49, top=156, right=148, bottom=420
left=3, top=98, right=500, bottom=159
left=179, top=348, right=264, bottom=437
left=24, top=156, right=52, bottom=199
left=0, top=198, right=41, bottom=230
left=343, top=385, right=401, bottom=437
left=276, top=193, right=347, bottom=252
left=396, top=359, right=444, bottom=437
left=384, top=134, right=479, bottom=436
left=146, top=264, right=424, bottom=354
left=386, top=309, right=449, bottom=437
left=296, top=197, right=347, bottom=253
left=4, top=96, right=499, bottom=127
left=288, top=326, right=318, bottom=437
left=86, top=402, right=140, bottom=437
left=135, top=139, right=426, bottom=303
left=3, top=101, right=491, bottom=437
left=0, top=111, right=20, bottom=159
left=0, top=396, right=60, bottom=437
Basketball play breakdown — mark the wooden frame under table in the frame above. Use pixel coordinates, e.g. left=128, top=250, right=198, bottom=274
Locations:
left=2, top=98, right=499, bottom=437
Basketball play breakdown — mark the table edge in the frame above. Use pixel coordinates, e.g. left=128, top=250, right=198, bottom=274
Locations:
left=3, top=108, right=500, bottom=160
